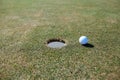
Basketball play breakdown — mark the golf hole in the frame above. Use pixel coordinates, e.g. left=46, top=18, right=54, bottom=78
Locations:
left=47, top=39, right=66, bottom=48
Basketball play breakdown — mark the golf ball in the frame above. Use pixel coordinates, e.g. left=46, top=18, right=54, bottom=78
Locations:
left=79, top=36, right=88, bottom=44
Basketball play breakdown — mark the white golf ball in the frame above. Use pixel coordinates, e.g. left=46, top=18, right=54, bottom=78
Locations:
left=79, top=36, right=88, bottom=44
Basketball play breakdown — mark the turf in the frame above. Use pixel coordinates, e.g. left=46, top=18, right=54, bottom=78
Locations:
left=0, top=0, right=120, bottom=80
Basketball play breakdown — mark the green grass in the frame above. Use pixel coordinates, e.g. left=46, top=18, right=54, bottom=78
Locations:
left=0, top=0, right=120, bottom=80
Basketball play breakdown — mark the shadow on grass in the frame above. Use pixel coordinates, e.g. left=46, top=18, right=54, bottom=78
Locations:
left=82, top=43, right=94, bottom=48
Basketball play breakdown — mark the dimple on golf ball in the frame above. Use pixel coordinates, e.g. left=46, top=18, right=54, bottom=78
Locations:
left=79, top=36, right=88, bottom=45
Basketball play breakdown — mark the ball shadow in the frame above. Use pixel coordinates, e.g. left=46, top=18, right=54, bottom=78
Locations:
left=82, top=43, right=94, bottom=48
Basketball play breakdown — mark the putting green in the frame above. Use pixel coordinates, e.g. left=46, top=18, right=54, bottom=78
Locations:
left=0, top=0, right=120, bottom=80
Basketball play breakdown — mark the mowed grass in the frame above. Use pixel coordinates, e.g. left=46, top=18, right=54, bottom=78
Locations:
left=0, top=0, right=120, bottom=79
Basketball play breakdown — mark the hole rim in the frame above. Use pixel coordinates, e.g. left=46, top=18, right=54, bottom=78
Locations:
left=46, top=38, right=67, bottom=48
